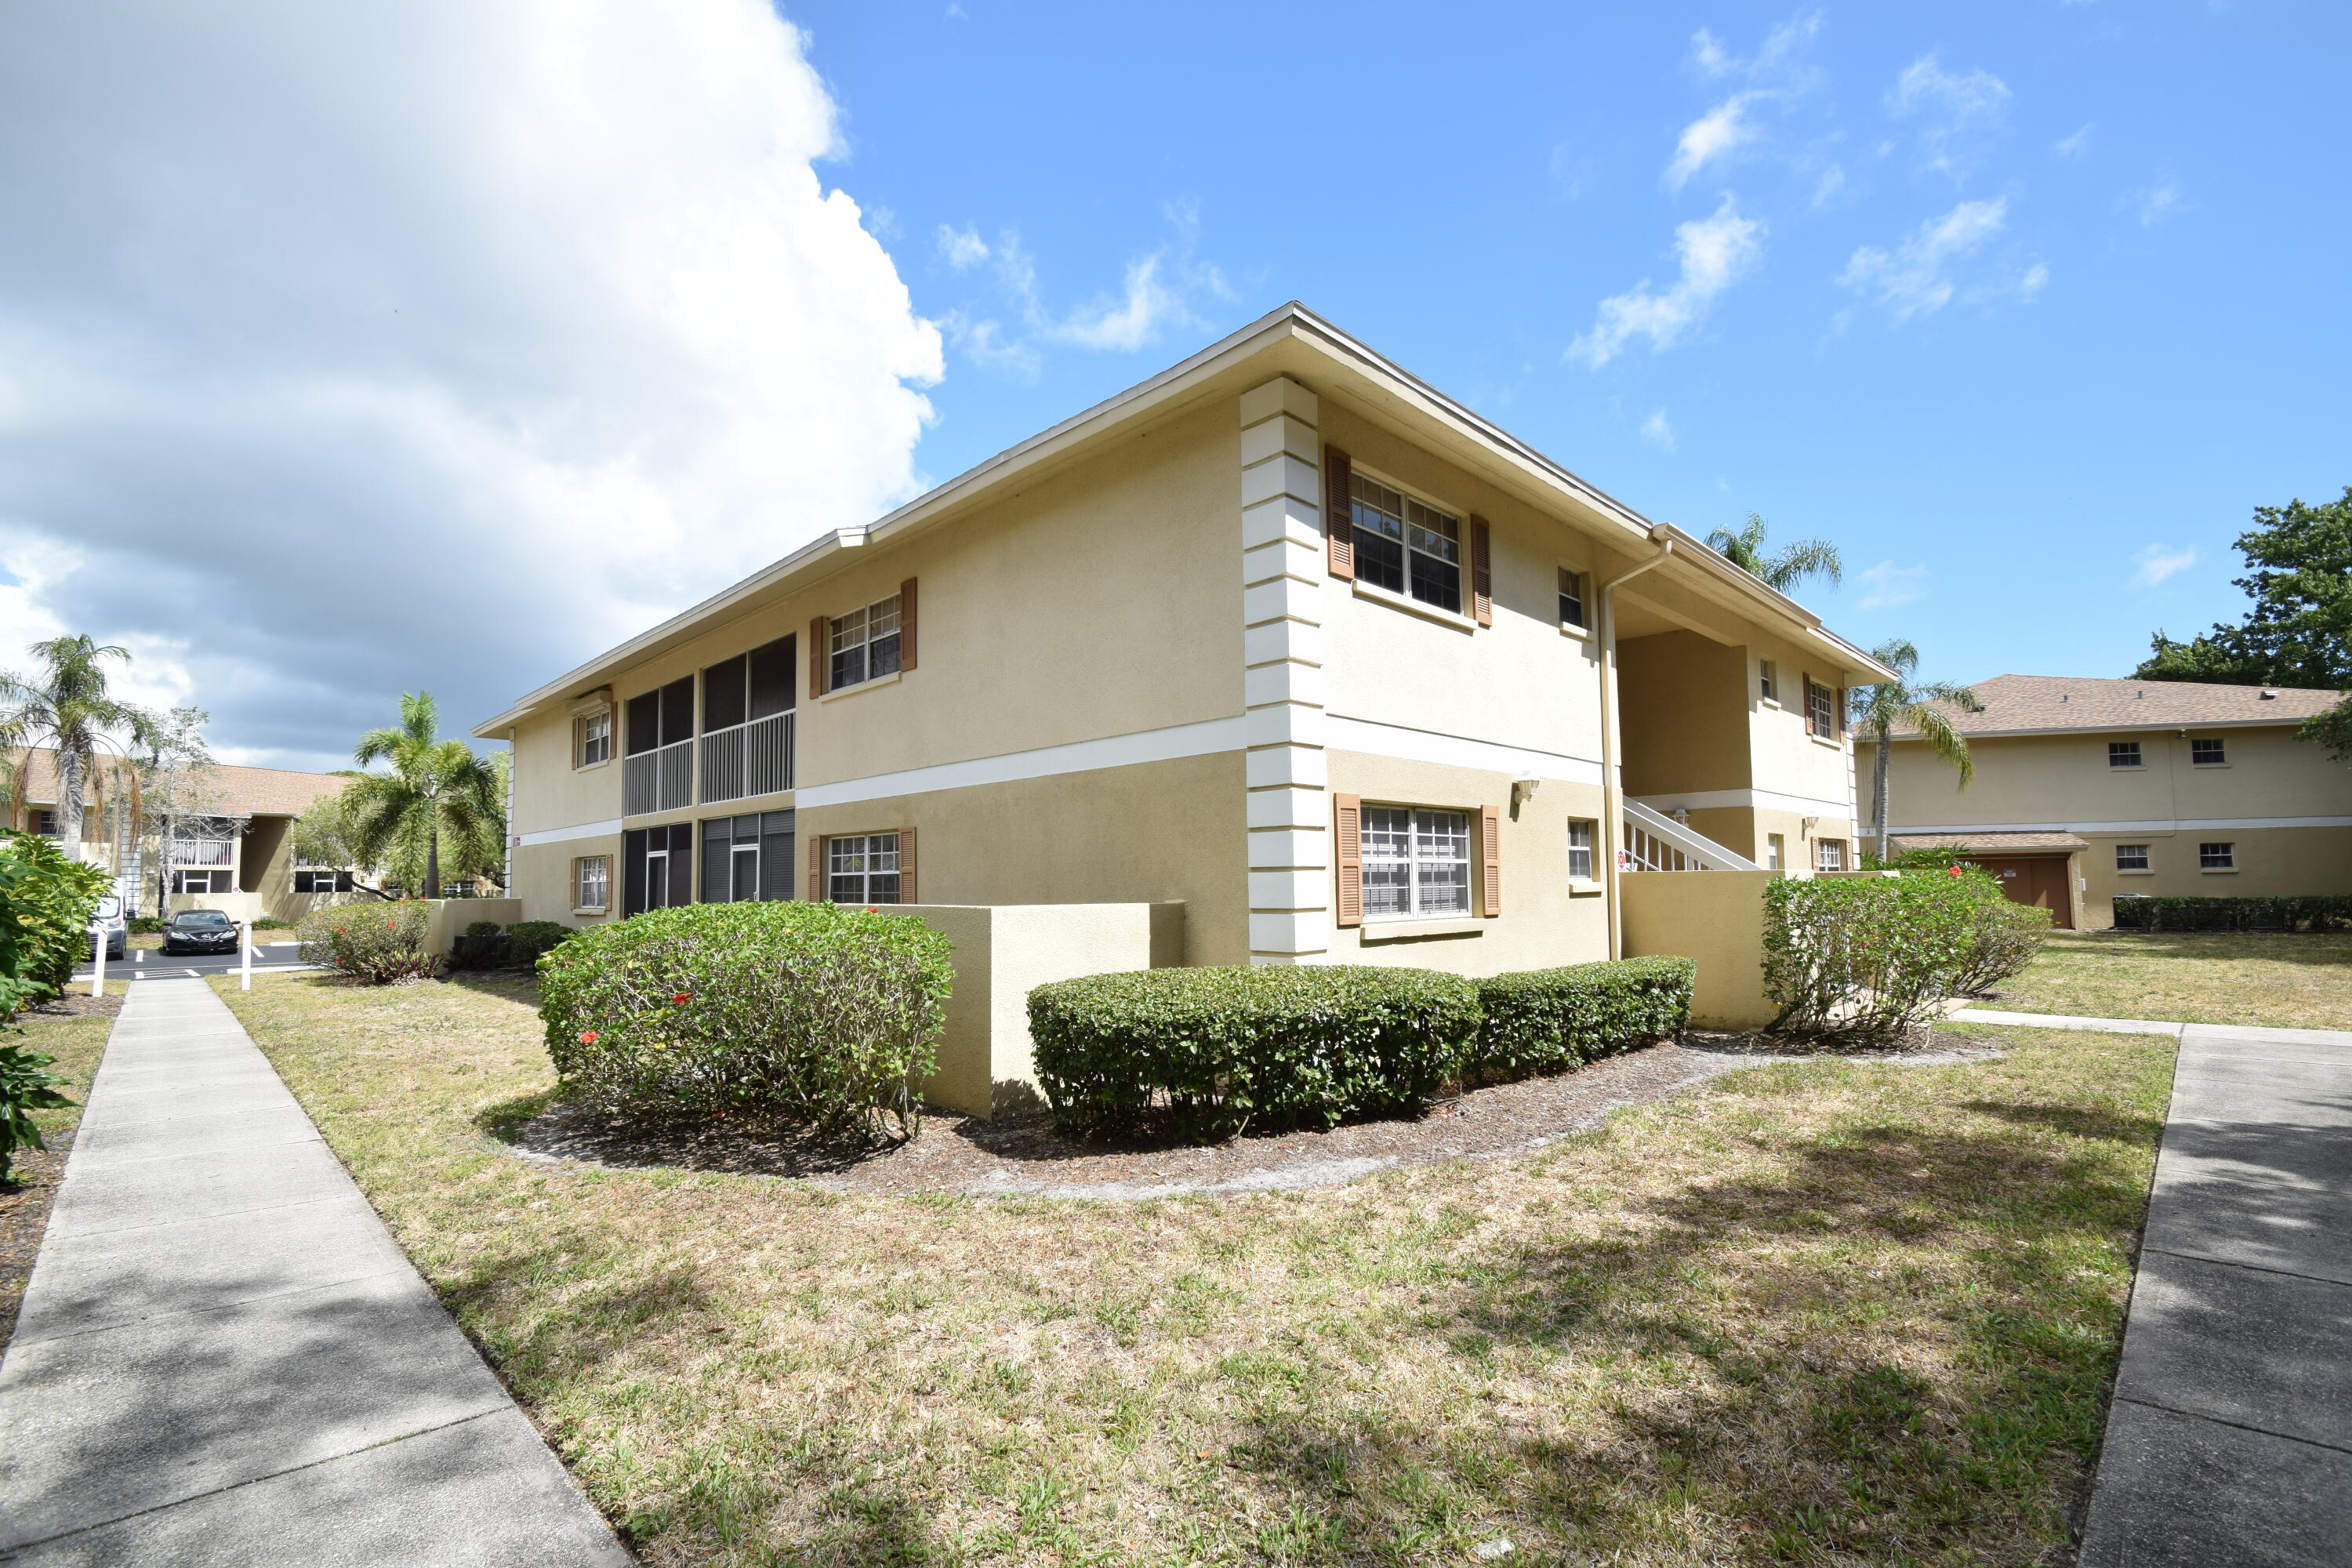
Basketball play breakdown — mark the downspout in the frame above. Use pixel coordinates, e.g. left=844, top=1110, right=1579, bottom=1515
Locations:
left=1596, top=529, right=1673, bottom=960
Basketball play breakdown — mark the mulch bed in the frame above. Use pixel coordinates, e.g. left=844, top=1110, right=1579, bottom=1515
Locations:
left=503, top=1036, right=1998, bottom=1200
left=0, top=1127, right=78, bottom=1346
left=15, top=993, right=125, bottom=1021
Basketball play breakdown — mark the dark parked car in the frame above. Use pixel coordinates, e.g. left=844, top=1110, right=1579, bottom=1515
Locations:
left=162, top=909, right=241, bottom=956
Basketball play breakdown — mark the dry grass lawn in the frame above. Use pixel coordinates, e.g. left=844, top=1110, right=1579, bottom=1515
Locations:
left=2, top=1012, right=112, bottom=1343
left=1998, top=930, right=2352, bottom=1030
left=215, top=972, right=2172, bottom=1567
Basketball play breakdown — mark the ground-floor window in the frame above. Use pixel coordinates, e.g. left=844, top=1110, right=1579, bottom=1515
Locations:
left=2198, top=841, right=2234, bottom=870
left=574, top=855, right=610, bottom=912
left=172, top=869, right=229, bottom=893
left=1363, top=806, right=1470, bottom=919
left=292, top=859, right=353, bottom=894
left=826, top=833, right=902, bottom=904
left=700, top=811, right=795, bottom=903
left=2115, top=844, right=2151, bottom=872
left=1565, top=819, right=1595, bottom=881
left=622, top=823, right=694, bottom=915
left=1814, top=838, right=1846, bottom=873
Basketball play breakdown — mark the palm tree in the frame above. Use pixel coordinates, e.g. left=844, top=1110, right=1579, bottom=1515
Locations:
left=346, top=693, right=505, bottom=899
left=1704, top=513, right=1844, bottom=594
left=1852, top=640, right=1984, bottom=864
left=0, top=635, right=158, bottom=860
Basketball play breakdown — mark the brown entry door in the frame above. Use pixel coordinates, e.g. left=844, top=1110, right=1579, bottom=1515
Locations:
left=1966, top=857, right=2074, bottom=929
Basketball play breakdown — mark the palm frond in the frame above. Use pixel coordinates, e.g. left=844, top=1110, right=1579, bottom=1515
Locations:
left=1762, top=538, right=1843, bottom=591
left=1905, top=702, right=1974, bottom=789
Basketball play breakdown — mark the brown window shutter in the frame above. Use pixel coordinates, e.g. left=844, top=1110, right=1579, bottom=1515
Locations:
left=1470, top=516, right=1493, bottom=626
left=1802, top=674, right=1816, bottom=736
left=897, top=826, right=916, bottom=904
left=809, top=617, right=829, bottom=699
left=898, top=579, right=917, bottom=673
left=1479, top=804, right=1501, bottom=916
left=1333, top=794, right=1363, bottom=928
left=1323, top=446, right=1355, bottom=580
left=808, top=835, right=825, bottom=902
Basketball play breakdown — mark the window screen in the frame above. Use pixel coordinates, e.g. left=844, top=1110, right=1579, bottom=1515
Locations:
left=1558, top=569, right=1586, bottom=631
left=1360, top=806, right=1471, bottom=919
left=699, top=811, right=795, bottom=903
left=2190, top=738, right=2226, bottom=765
left=827, top=833, right=902, bottom=904
left=2108, top=741, right=2143, bottom=768
left=2115, top=844, right=2150, bottom=871
left=1350, top=474, right=1461, bottom=612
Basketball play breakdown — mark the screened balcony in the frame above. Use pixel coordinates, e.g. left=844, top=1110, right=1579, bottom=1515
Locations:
left=699, top=634, right=796, bottom=805
left=622, top=674, right=695, bottom=816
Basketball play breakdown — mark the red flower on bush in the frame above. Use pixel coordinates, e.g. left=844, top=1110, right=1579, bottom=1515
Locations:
left=1947, top=866, right=1964, bottom=877
left=579, top=1029, right=598, bottom=1044
left=865, top=906, right=877, bottom=914
left=671, top=992, right=691, bottom=1005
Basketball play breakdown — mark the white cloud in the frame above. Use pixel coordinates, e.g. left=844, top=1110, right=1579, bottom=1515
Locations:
left=1810, top=162, right=1849, bottom=209
left=1570, top=196, right=1766, bottom=368
left=2053, top=124, right=2093, bottom=158
left=1838, top=198, right=2013, bottom=321
left=1667, top=93, right=1765, bottom=189
left=1691, top=28, right=1735, bottom=78
left=1641, top=410, right=1675, bottom=450
left=1888, top=54, right=2011, bottom=177
left=936, top=223, right=990, bottom=269
left=2131, top=544, right=2198, bottom=587
left=1055, top=254, right=1178, bottom=352
left=935, top=204, right=1226, bottom=370
left=0, top=0, right=942, bottom=769
left=1855, top=561, right=1929, bottom=610
left=2129, top=180, right=2185, bottom=226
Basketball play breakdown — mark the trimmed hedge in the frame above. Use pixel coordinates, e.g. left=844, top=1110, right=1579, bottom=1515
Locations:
left=2113, top=895, right=2352, bottom=933
left=539, top=902, right=953, bottom=1139
left=1765, top=868, right=2050, bottom=1040
left=506, top=920, right=573, bottom=967
left=1473, top=956, right=1695, bottom=1080
left=296, top=902, right=439, bottom=984
left=1029, top=965, right=1479, bottom=1138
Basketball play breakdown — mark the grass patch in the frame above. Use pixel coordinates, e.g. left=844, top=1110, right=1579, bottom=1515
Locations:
left=2001, top=930, right=2352, bottom=1029
left=215, top=971, right=2170, bottom=1566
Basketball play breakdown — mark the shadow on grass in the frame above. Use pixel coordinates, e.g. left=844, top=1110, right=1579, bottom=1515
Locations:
left=2042, top=931, right=2352, bottom=969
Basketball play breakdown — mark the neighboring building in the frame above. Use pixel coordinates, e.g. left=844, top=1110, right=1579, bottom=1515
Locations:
left=7, top=745, right=362, bottom=921
left=476, top=303, right=1892, bottom=974
left=1871, top=673, right=2352, bottom=929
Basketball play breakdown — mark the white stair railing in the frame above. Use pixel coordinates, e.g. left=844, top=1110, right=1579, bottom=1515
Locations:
left=1621, top=799, right=1760, bottom=872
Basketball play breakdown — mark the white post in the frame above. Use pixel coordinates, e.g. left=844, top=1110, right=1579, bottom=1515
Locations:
left=241, top=919, right=253, bottom=991
left=92, top=932, right=106, bottom=998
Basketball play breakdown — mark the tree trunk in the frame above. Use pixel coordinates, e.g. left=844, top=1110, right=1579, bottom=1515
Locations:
left=1874, top=734, right=1894, bottom=866
left=424, top=822, right=441, bottom=901
left=56, top=746, right=87, bottom=862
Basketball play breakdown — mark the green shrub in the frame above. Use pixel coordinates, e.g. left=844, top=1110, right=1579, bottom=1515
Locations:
left=252, top=916, right=292, bottom=931
left=1473, top=956, right=1695, bottom=1080
left=2113, top=895, right=2352, bottom=933
left=1953, top=892, right=2053, bottom=995
left=505, top=920, right=574, bottom=968
left=1029, top=965, right=1479, bottom=1139
left=1763, top=872, right=1990, bottom=1043
left=127, top=916, right=166, bottom=935
left=295, top=901, right=438, bottom=983
left=463, top=920, right=503, bottom=938
left=538, top=902, right=953, bottom=1139
left=1, top=1037, right=74, bottom=1183
left=0, top=832, right=110, bottom=1017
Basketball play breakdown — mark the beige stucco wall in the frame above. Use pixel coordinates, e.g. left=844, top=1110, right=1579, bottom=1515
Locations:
left=1620, top=869, right=1777, bottom=1029
left=1620, top=631, right=1750, bottom=797
left=1323, top=753, right=1610, bottom=977
left=509, top=833, right=624, bottom=930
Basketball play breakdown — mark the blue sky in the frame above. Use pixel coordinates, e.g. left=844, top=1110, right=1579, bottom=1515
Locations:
left=804, top=0, right=2349, bottom=690
left=1, top=1, right=2343, bottom=766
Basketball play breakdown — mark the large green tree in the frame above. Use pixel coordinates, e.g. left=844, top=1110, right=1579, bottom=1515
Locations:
left=2132, top=485, right=2352, bottom=760
left=0, top=636, right=158, bottom=861
left=1853, top=640, right=1984, bottom=866
left=345, top=693, right=506, bottom=899
left=1704, top=512, right=1844, bottom=594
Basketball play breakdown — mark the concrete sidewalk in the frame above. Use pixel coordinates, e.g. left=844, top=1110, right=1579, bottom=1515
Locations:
left=2079, top=1021, right=2352, bottom=1567
left=0, top=977, right=630, bottom=1566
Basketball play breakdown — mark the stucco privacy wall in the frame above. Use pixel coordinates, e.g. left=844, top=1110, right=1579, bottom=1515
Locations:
left=900, top=902, right=1174, bottom=1116
left=1620, top=870, right=1777, bottom=1029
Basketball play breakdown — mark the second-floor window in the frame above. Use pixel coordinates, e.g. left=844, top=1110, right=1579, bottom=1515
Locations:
left=2191, top=738, right=2227, bottom=766
left=829, top=596, right=902, bottom=690
left=1558, top=569, right=1587, bottom=632
left=1351, top=474, right=1460, bottom=611
left=2108, top=741, right=2143, bottom=768
left=575, top=708, right=611, bottom=768
left=1759, top=660, right=1778, bottom=703
left=1806, top=678, right=1841, bottom=739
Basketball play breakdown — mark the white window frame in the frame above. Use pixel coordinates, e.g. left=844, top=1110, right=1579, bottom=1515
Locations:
left=575, top=855, right=610, bottom=912
left=1349, top=471, right=1461, bottom=614
left=2190, top=738, right=2227, bottom=767
left=2115, top=844, right=2151, bottom=873
left=1759, top=659, right=1778, bottom=705
left=1565, top=818, right=1595, bottom=881
left=292, top=856, right=351, bottom=895
left=1766, top=833, right=1785, bottom=871
left=2108, top=740, right=2143, bottom=769
left=1360, top=804, right=1472, bottom=920
left=828, top=832, right=902, bottom=905
left=1815, top=838, right=1846, bottom=873
left=575, top=708, right=612, bottom=769
left=1557, top=568, right=1588, bottom=634
left=829, top=596, right=902, bottom=691
left=2198, top=841, right=2235, bottom=871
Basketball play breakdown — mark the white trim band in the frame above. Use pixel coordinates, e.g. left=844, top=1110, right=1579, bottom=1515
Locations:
left=1327, top=715, right=1606, bottom=786
left=1635, top=788, right=1852, bottom=817
left=797, top=717, right=1248, bottom=809
left=1886, top=815, right=2352, bottom=835
left=517, top=818, right=622, bottom=848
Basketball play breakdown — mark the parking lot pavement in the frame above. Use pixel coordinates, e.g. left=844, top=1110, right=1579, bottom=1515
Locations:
left=74, top=943, right=314, bottom=984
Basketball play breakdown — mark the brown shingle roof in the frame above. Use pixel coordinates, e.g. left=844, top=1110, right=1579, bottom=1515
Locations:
left=1890, top=673, right=2343, bottom=739
left=6, top=746, right=350, bottom=818
left=1892, top=830, right=2090, bottom=853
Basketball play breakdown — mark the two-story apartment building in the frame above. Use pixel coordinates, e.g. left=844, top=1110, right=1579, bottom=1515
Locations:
left=476, top=304, right=1892, bottom=974
left=1872, top=674, right=2352, bottom=929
